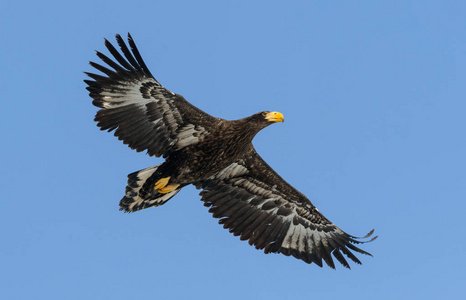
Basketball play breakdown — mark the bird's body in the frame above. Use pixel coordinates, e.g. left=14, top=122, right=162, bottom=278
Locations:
left=85, top=33, right=377, bottom=269
left=160, top=116, right=263, bottom=183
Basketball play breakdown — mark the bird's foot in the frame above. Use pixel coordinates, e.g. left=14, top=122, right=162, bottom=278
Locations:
left=159, top=184, right=180, bottom=193
left=154, top=177, right=170, bottom=190
left=154, top=177, right=179, bottom=193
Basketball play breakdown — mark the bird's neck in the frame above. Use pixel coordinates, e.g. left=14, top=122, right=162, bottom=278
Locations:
left=232, top=120, right=263, bottom=144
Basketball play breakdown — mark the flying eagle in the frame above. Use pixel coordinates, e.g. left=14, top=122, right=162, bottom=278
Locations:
left=85, top=33, right=377, bottom=269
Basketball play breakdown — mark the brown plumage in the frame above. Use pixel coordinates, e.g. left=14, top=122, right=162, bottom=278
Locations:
left=85, top=33, right=377, bottom=269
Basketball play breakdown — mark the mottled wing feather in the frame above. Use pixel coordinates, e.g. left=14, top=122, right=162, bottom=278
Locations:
left=85, top=33, right=218, bottom=157
left=197, top=149, right=377, bottom=269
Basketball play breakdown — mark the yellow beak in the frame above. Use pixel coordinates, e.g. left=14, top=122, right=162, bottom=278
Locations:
left=265, top=111, right=285, bottom=123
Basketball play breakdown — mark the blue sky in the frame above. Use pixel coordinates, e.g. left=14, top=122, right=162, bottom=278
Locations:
left=2, top=1, right=465, bottom=299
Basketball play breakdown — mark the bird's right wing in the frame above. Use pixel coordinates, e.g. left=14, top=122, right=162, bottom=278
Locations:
left=196, top=149, right=377, bottom=269
left=85, top=33, right=218, bottom=157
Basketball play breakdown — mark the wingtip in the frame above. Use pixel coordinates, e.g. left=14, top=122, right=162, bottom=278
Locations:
left=349, top=229, right=378, bottom=243
left=363, top=229, right=375, bottom=238
left=367, top=235, right=379, bottom=243
left=115, top=33, right=124, bottom=45
left=104, top=38, right=112, bottom=48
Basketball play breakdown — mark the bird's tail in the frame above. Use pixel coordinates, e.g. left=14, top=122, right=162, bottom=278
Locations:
left=119, top=165, right=181, bottom=212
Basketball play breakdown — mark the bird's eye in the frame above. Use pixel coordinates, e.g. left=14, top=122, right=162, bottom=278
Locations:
left=262, top=112, right=268, bottom=117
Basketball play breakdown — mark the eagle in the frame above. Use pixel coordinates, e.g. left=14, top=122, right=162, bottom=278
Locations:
left=85, top=33, right=377, bottom=269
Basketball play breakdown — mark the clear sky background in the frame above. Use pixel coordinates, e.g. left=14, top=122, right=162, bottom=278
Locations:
left=2, top=1, right=465, bottom=299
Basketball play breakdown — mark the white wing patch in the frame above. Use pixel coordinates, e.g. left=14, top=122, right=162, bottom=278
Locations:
left=97, top=78, right=200, bottom=152
left=175, top=124, right=208, bottom=149
left=99, top=79, right=180, bottom=138
left=233, top=177, right=278, bottom=199
left=154, top=90, right=180, bottom=133
left=100, top=79, right=156, bottom=109
left=213, top=161, right=248, bottom=180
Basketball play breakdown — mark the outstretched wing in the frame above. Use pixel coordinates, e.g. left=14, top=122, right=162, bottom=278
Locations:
left=196, top=148, right=377, bottom=269
left=85, top=33, right=218, bottom=157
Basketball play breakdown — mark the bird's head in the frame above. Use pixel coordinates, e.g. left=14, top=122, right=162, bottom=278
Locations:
left=239, top=111, right=285, bottom=139
left=249, top=111, right=284, bottom=124
left=248, top=111, right=284, bottom=130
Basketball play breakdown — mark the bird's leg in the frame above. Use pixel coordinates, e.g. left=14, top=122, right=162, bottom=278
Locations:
left=154, top=177, right=180, bottom=193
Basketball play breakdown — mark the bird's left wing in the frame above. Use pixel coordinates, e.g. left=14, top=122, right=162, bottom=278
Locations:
left=196, top=148, right=377, bottom=269
left=85, top=33, right=218, bottom=158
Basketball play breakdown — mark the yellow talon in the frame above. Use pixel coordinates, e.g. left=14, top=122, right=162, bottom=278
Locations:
left=154, top=177, right=170, bottom=190
left=158, top=184, right=180, bottom=194
left=154, top=177, right=179, bottom=193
